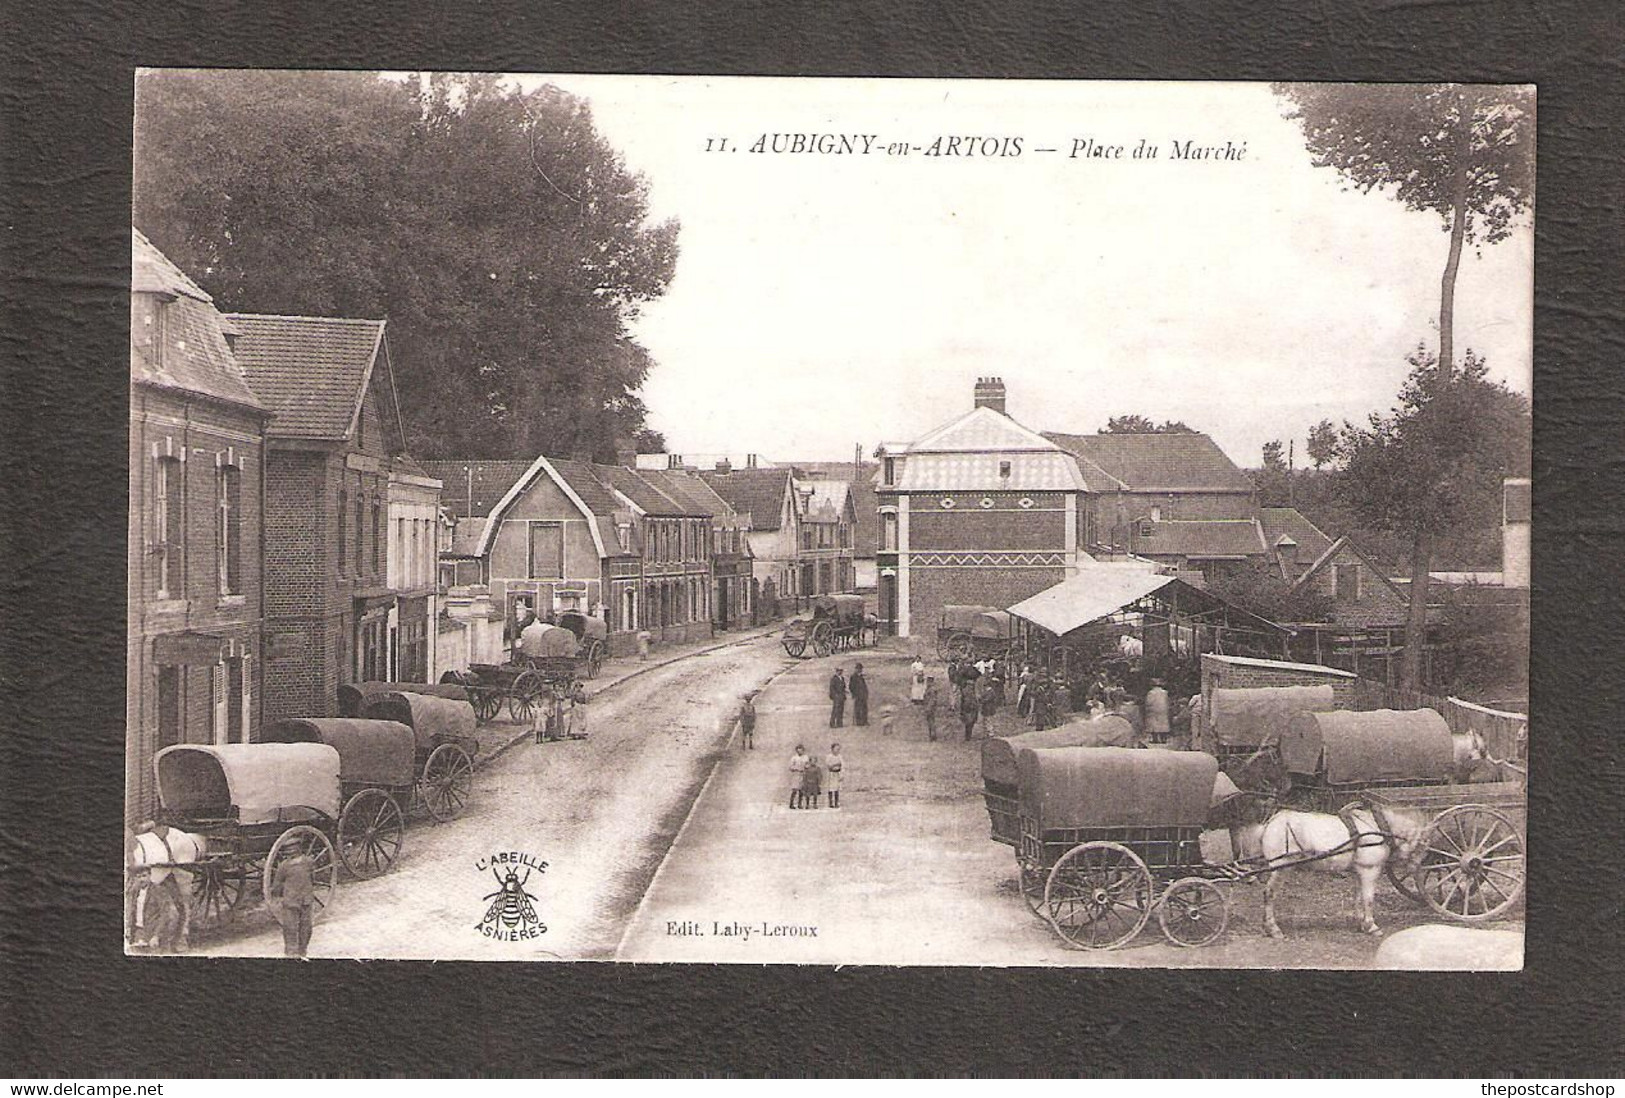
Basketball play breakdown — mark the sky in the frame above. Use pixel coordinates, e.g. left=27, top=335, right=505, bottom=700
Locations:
left=531, top=76, right=1533, bottom=467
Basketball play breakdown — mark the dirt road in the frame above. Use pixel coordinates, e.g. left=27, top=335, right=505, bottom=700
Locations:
left=192, top=632, right=794, bottom=959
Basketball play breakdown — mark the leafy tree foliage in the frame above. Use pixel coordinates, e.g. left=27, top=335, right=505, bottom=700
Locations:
left=1306, top=419, right=1339, bottom=470
left=134, top=70, right=679, bottom=460
left=1261, top=440, right=1287, bottom=472
left=1099, top=416, right=1198, bottom=434
left=1274, top=83, right=1533, bottom=687
left=1204, top=561, right=1334, bottom=626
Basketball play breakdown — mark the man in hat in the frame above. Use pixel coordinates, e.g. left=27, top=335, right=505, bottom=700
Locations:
left=828, top=667, right=847, bottom=728
left=268, top=850, right=317, bottom=958
left=849, top=663, right=870, bottom=726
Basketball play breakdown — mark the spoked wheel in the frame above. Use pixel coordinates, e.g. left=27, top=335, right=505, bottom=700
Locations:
left=783, top=637, right=807, bottom=658
left=1385, top=860, right=1423, bottom=904
left=509, top=671, right=544, bottom=723
left=1157, top=877, right=1229, bottom=947
left=263, top=825, right=338, bottom=921
left=1017, top=855, right=1047, bottom=917
left=337, top=788, right=406, bottom=879
left=1415, top=805, right=1525, bottom=922
left=1043, top=841, right=1153, bottom=950
left=470, top=688, right=501, bottom=724
left=586, top=642, right=605, bottom=679
left=811, top=622, right=834, bottom=658
left=944, top=633, right=973, bottom=663
left=421, top=743, right=475, bottom=822
left=188, top=860, right=246, bottom=931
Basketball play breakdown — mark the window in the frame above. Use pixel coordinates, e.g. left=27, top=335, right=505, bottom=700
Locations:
left=216, top=463, right=242, bottom=595
left=999, top=460, right=1012, bottom=479
left=883, top=457, right=896, bottom=484
left=359, top=616, right=389, bottom=682
left=157, top=666, right=183, bottom=749
left=881, top=511, right=898, bottom=552
left=154, top=455, right=183, bottom=596
left=528, top=522, right=564, bottom=579
left=397, top=517, right=407, bottom=586
left=1334, top=562, right=1361, bottom=601
left=338, top=489, right=348, bottom=572
left=355, top=492, right=365, bottom=576
left=372, top=503, right=382, bottom=575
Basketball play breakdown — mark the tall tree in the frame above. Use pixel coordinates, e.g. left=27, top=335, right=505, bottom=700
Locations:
left=134, top=70, right=680, bottom=460
left=1274, top=83, right=1533, bottom=688
left=1099, top=416, right=1198, bottom=434
left=1306, top=418, right=1339, bottom=471
left=1335, top=347, right=1531, bottom=686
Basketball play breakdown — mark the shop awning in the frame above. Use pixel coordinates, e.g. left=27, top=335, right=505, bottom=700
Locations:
left=153, top=631, right=225, bottom=666
left=1006, top=569, right=1285, bottom=637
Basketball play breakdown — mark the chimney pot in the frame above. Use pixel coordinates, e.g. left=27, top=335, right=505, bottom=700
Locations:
left=973, top=376, right=1007, bottom=414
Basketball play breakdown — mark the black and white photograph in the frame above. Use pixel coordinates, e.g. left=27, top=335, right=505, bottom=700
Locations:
left=124, top=72, right=1534, bottom=969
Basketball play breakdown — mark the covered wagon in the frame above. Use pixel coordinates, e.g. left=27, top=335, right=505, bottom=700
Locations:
left=1280, top=708, right=1455, bottom=812
left=557, top=611, right=610, bottom=678
left=338, top=680, right=470, bottom=718
left=981, top=716, right=1138, bottom=851
left=782, top=594, right=873, bottom=658
left=153, top=742, right=343, bottom=930
left=1203, top=685, right=1335, bottom=758
left=1014, top=745, right=1219, bottom=949
left=355, top=692, right=478, bottom=823
left=937, top=604, right=1019, bottom=663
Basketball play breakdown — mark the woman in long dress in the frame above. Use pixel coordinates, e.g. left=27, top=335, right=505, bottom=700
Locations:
left=909, top=658, right=927, bottom=704
left=824, top=743, right=844, bottom=809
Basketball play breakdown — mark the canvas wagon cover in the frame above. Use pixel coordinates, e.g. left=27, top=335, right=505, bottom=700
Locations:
left=1014, top=746, right=1218, bottom=829
left=813, top=594, right=866, bottom=623
left=155, top=743, right=342, bottom=825
left=339, top=681, right=470, bottom=717
left=1282, top=708, right=1453, bottom=784
left=981, top=716, right=1137, bottom=787
left=361, top=692, right=478, bottom=751
left=971, top=609, right=1015, bottom=639
left=262, top=719, right=416, bottom=788
left=940, top=604, right=999, bottom=632
left=1209, top=685, right=1335, bottom=747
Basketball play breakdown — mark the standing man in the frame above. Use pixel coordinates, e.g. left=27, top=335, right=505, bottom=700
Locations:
left=922, top=676, right=943, bottom=742
left=1145, top=679, right=1171, bottom=744
left=268, top=851, right=316, bottom=958
left=958, top=676, right=981, bottom=741
left=849, top=663, right=870, bottom=727
left=828, top=667, right=847, bottom=728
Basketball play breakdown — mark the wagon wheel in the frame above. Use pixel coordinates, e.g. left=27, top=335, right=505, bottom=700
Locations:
left=508, top=670, right=545, bottom=723
left=188, top=860, right=246, bottom=932
left=1414, top=805, right=1525, bottom=922
left=1043, top=840, right=1153, bottom=950
left=1385, top=860, right=1424, bottom=904
left=1157, top=877, right=1229, bottom=947
left=586, top=641, right=605, bottom=679
left=470, top=687, right=502, bottom=724
left=337, top=788, right=406, bottom=879
left=263, top=825, right=338, bottom=922
left=944, top=632, right=973, bottom=662
left=811, top=621, right=835, bottom=658
left=1016, top=855, right=1047, bottom=917
left=422, top=743, right=475, bottom=822
left=783, top=636, right=807, bottom=658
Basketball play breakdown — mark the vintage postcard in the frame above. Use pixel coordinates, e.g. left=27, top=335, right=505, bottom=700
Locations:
left=125, top=73, right=1532, bottom=968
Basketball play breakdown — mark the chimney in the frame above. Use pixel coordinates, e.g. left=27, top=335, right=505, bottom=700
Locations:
left=1502, top=477, right=1531, bottom=589
left=746, top=453, right=759, bottom=469
left=974, top=376, right=1007, bottom=414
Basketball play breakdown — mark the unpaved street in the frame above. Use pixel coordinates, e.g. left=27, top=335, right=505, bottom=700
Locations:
left=194, top=631, right=794, bottom=959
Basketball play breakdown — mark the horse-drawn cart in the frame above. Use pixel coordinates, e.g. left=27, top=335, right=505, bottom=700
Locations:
left=338, top=680, right=470, bottom=718
left=354, top=692, right=478, bottom=822
left=153, top=742, right=343, bottom=932
left=1365, top=781, right=1526, bottom=922
left=558, top=611, right=609, bottom=679
left=263, top=713, right=476, bottom=879
left=782, top=594, right=874, bottom=658
left=936, top=604, right=1019, bottom=664
left=1280, top=708, right=1457, bottom=813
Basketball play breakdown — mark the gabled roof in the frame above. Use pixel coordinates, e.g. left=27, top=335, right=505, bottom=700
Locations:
left=1260, top=507, right=1336, bottom=577
left=130, top=230, right=268, bottom=414
left=420, top=461, right=535, bottom=519
left=699, top=467, right=795, bottom=530
left=1292, top=535, right=1411, bottom=606
left=472, top=455, right=612, bottom=559
left=550, top=459, right=627, bottom=517
left=897, top=453, right=1090, bottom=492
left=1137, top=519, right=1266, bottom=559
left=227, top=313, right=391, bottom=442
left=800, top=479, right=852, bottom=524
left=1045, top=432, right=1256, bottom=492
left=912, top=405, right=1065, bottom=453
left=599, top=465, right=694, bottom=516
left=638, top=468, right=737, bottom=518
left=786, top=461, right=881, bottom=556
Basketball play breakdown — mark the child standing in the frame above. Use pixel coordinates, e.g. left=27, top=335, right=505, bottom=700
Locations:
left=825, top=743, right=844, bottom=809
left=738, top=693, right=757, bottom=750
left=801, top=748, right=823, bottom=809
left=789, top=744, right=810, bottom=809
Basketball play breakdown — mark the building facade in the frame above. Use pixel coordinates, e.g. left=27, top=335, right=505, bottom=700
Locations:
left=229, top=313, right=440, bottom=722
left=796, top=479, right=858, bottom=595
left=700, top=466, right=805, bottom=611
left=876, top=378, right=1092, bottom=637
left=128, top=230, right=272, bottom=824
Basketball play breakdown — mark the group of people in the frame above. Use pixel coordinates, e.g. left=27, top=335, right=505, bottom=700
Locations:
left=787, top=743, right=845, bottom=809
left=825, top=664, right=869, bottom=727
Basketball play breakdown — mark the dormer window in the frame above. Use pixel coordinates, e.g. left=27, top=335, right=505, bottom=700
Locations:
left=1150, top=506, right=1162, bottom=522
left=999, top=460, right=1012, bottom=479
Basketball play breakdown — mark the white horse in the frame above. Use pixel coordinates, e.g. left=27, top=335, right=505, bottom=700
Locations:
left=1234, top=804, right=1431, bottom=939
left=125, top=823, right=206, bottom=953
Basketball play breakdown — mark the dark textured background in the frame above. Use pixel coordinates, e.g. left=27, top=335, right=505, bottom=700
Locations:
left=2, top=0, right=1621, bottom=1078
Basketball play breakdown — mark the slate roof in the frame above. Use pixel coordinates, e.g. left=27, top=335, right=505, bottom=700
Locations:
left=551, top=459, right=627, bottom=517
left=639, top=468, right=736, bottom=518
left=1260, top=507, right=1335, bottom=576
left=1136, top=519, right=1266, bottom=558
left=130, top=229, right=267, bottom=414
left=1045, top=432, right=1256, bottom=492
left=896, top=452, right=1090, bottom=492
left=800, top=479, right=851, bottom=524
left=226, top=313, right=387, bottom=440
left=599, top=465, right=695, bottom=516
left=911, top=406, right=1062, bottom=453
left=421, top=461, right=534, bottom=519
left=700, top=468, right=794, bottom=530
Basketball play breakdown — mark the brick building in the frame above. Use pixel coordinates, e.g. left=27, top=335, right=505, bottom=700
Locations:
left=128, top=230, right=272, bottom=823
left=875, top=378, right=1091, bottom=637
left=796, top=479, right=858, bottom=596
left=228, top=313, right=440, bottom=722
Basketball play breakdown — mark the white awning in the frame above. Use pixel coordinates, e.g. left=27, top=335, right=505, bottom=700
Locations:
left=1005, top=569, right=1179, bottom=635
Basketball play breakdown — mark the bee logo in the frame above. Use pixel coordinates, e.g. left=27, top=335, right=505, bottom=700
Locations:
left=478, top=865, right=545, bottom=938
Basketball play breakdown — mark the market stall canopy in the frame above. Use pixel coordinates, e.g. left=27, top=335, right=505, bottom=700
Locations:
left=1005, top=569, right=1285, bottom=637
